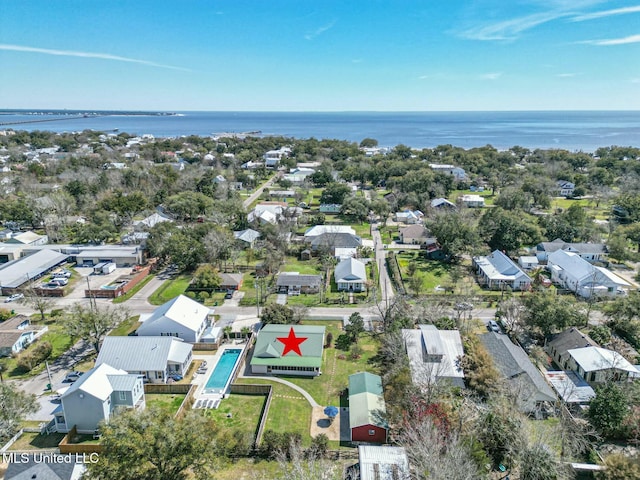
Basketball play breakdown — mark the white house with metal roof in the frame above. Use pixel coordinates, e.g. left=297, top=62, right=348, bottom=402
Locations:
left=472, top=250, right=531, bottom=291
left=547, top=250, right=630, bottom=298
left=136, top=294, right=210, bottom=342
left=566, top=346, right=639, bottom=384
left=5, top=231, right=48, bottom=246
left=96, top=336, right=193, bottom=383
left=56, top=363, right=145, bottom=434
left=357, top=445, right=410, bottom=480
left=335, top=257, right=367, bottom=292
left=304, top=224, right=356, bottom=239
left=403, top=324, right=465, bottom=389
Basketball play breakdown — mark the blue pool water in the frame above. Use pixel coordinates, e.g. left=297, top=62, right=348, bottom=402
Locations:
left=204, top=349, right=241, bottom=394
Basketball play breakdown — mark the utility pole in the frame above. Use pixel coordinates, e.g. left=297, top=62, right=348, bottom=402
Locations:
left=45, top=360, right=53, bottom=391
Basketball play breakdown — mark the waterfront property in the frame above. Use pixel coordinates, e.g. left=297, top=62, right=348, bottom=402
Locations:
left=250, top=324, right=325, bottom=377
left=348, top=372, right=388, bottom=443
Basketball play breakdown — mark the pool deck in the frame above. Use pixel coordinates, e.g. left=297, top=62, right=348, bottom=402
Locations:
left=190, top=342, right=247, bottom=408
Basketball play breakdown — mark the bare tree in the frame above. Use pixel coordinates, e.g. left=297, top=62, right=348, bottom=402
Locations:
left=269, top=438, right=340, bottom=480
left=66, top=303, right=130, bottom=353
left=497, top=297, right=525, bottom=334
left=24, top=286, right=56, bottom=322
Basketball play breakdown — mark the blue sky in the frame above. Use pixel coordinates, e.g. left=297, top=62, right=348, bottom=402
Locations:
left=1, top=0, right=639, bottom=111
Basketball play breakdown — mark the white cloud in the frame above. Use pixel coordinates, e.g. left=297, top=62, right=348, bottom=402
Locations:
left=571, top=5, right=640, bottom=21
left=304, top=20, right=337, bottom=40
left=556, top=72, right=577, bottom=77
left=0, top=44, right=191, bottom=71
left=459, top=11, right=570, bottom=41
left=581, top=34, right=640, bottom=45
left=480, top=72, right=503, bottom=80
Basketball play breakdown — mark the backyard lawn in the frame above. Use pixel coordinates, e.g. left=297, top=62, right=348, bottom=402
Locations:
left=108, top=315, right=141, bottom=336
left=280, top=256, right=322, bottom=275
left=8, top=432, right=66, bottom=450
left=148, top=275, right=192, bottom=305
left=145, top=393, right=187, bottom=415
left=236, top=378, right=313, bottom=445
left=206, top=393, right=265, bottom=441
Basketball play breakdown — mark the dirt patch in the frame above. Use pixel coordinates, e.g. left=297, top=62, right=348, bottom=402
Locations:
left=310, top=406, right=351, bottom=442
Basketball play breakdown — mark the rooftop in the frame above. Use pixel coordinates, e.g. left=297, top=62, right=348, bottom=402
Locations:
left=251, top=324, right=325, bottom=368
left=96, top=336, right=193, bottom=372
left=0, top=249, right=68, bottom=288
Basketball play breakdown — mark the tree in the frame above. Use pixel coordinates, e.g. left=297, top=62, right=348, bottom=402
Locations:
left=518, top=440, right=572, bottom=480
left=23, top=289, right=55, bottom=323
left=192, top=264, right=221, bottom=290
left=66, top=304, right=129, bottom=353
left=596, top=453, right=640, bottom=480
left=607, top=231, right=629, bottom=263
left=223, top=326, right=232, bottom=342
left=340, top=196, right=370, bottom=222
left=260, top=304, right=294, bottom=325
left=481, top=208, right=542, bottom=254
left=0, top=383, right=37, bottom=443
left=521, top=292, right=585, bottom=337
left=475, top=399, right=526, bottom=469
left=164, top=191, right=215, bottom=221
left=496, top=298, right=525, bottom=334
left=426, top=212, right=479, bottom=261
left=588, top=382, right=628, bottom=438
left=335, top=334, right=352, bottom=351
left=319, top=182, right=351, bottom=205
left=622, top=223, right=640, bottom=253
left=85, top=407, right=222, bottom=480
left=345, top=312, right=365, bottom=344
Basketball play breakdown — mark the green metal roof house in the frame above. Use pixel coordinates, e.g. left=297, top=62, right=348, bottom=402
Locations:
left=349, top=372, right=388, bottom=443
left=250, top=324, right=325, bottom=377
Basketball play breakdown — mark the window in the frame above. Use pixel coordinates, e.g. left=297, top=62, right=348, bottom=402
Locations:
left=119, top=391, right=126, bottom=401
left=368, top=429, right=375, bottom=436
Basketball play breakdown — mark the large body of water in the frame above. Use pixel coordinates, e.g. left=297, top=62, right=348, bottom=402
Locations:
left=1, top=110, right=639, bottom=152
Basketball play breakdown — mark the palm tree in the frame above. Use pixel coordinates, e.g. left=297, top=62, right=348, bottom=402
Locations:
left=223, top=326, right=232, bottom=342
left=240, top=326, right=251, bottom=339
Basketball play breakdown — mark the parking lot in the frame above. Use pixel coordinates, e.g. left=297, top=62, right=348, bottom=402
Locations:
left=60, top=266, right=139, bottom=300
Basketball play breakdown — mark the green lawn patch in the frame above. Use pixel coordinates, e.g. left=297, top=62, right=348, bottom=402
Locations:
left=281, top=256, right=322, bottom=275
left=148, top=274, right=192, bottom=305
left=7, top=431, right=67, bottom=450
left=109, top=315, right=141, bottom=336
left=112, top=274, right=156, bottom=304
left=145, top=393, right=187, bottom=415
left=206, top=393, right=265, bottom=440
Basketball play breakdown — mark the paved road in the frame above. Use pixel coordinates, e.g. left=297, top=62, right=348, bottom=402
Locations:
left=242, top=173, right=280, bottom=209
left=372, top=225, right=395, bottom=310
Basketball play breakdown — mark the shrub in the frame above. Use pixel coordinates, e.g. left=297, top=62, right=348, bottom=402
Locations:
left=325, top=331, right=333, bottom=348
left=16, top=340, right=52, bottom=372
left=335, top=334, right=352, bottom=351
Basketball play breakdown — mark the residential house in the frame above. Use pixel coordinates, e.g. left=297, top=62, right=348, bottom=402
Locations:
left=250, top=324, right=325, bottom=376
left=133, top=212, right=173, bottom=231
left=398, top=225, right=432, bottom=246
left=402, top=324, right=465, bottom=389
left=4, top=455, right=86, bottom=480
left=459, top=194, right=485, bottom=208
left=0, top=315, right=36, bottom=357
left=55, top=363, right=145, bottom=434
left=234, top=228, right=261, bottom=248
left=276, top=272, right=322, bottom=294
left=536, top=239, right=608, bottom=263
left=557, top=180, right=576, bottom=197
left=283, top=167, right=315, bottom=183
left=269, top=190, right=296, bottom=198
left=349, top=372, right=388, bottom=443
left=136, top=294, right=210, bottom=342
left=430, top=197, right=457, bottom=210
left=547, top=250, right=630, bottom=298
left=220, top=273, right=243, bottom=291
left=480, top=332, right=556, bottom=413
left=335, top=257, right=367, bottom=292
left=518, top=255, right=540, bottom=271
left=472, top=250, right=532, bottom=291
left=565, top=346, right=639, bottom=384
left=428, top=163, right=467, bottom=180
left=248, top=202, right=301, bottom=225
left=394, top=210, right=423, bottom=224
left=96, top=336, right=193, bottom=383
left=544, top=370, right=596, bottom=405
left=263, top=147, right=291, bottom=167
left=310, top=232, right=362, bottom=256
left=547, top=328, right=598, bottom=370
left=355, top=446, right=410, bottom=480
left=304, top=224, right=355, bottom=239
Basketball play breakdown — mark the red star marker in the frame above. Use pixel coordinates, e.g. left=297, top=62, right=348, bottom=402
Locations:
left=277, top=327, right=308, bottom=356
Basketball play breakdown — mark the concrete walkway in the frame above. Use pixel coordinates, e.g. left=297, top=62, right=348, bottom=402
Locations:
left=239, top=374, right=319, bottom=407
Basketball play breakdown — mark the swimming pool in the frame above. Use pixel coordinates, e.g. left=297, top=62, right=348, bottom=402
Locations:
left=203, top=349, right=242, bottom=395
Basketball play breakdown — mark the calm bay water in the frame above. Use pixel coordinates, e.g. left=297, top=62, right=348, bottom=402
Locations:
left=1, top=110, right=639, bottom=152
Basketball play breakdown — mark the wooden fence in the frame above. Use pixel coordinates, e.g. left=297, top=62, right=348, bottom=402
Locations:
left=84, top=264, right=153, bottom=299
left=175, top=384, right=198, bottom=419
left=143, top=383, right=192, bottom=394
left=58, top=426, right=103, bottom=454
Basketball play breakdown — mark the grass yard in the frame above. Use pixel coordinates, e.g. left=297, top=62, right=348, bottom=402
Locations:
left=206, top=393, right=265, bottom=440
left=397, top=253, right=454, bottom=291
left=214, top=459, right=286, bottom=480
left=236, top=378, right=312, bottom=445
left=112, top=274, right=156, bottom=304
left=280, top=256, right=322, bottom=275
left=145, top=393, right=187, bottom=415
left=109, top=315, right=141, bottom=336
left=8, top=431, right=66, bottom=450
left=148, top=274, right=192, bottom=305
left=283, top=320, right=380, bottom=406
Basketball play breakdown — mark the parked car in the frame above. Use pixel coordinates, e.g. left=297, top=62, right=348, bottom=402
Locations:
left=169, top=374, right=183, bottom=381
left=224, top=290, right=234, bottom=299
left=49, top=277, right=68, bottom=286
left=4, top=293, right=24, bottom=303
left=63, top=371, right=83, bottom=383
left=487, top=320, right=501, bottom=333
left=52, top=271, right=71, bottom=279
